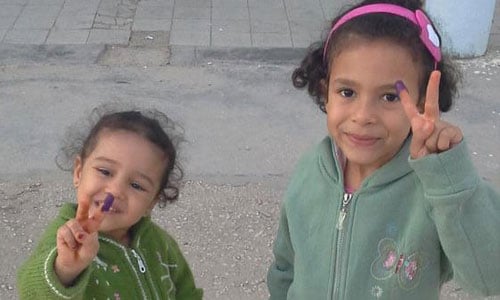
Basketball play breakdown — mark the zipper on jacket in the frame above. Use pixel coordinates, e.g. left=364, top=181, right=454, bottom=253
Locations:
left=131, top=249, right=147, bottom=273
left=336, top=193, right=353, bottom=230
left=99, top=236, right=149, bottom=299
left=332, top=192, right=353, bottom=300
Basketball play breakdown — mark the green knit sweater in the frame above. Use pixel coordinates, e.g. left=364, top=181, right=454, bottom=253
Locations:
left=17, top=203, right=203, bottom=300
left=268, top=137, right=500, bottom=300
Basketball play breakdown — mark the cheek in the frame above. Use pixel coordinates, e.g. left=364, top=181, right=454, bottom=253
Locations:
left=326, top=109, right=343, bottom=136
left=390, top=116, right=412, bottom=138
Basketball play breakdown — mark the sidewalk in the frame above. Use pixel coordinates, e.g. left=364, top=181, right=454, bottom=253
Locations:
left=1, top=0, right=499, bottom=51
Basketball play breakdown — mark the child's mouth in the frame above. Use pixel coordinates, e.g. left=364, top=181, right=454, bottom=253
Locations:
left=94, top=194, right=117, bottom=212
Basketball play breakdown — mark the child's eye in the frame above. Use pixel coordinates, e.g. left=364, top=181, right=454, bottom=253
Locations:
left=131, top=182, right=146, bottom=191
left=339, top=89, right=355, bottom=98
left=96, top=168, right=111, bottom=176
left=383, top=93, right=400, bottom=102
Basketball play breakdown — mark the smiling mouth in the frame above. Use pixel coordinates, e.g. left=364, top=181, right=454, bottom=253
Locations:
left=346, top=133, right=380, bottom=146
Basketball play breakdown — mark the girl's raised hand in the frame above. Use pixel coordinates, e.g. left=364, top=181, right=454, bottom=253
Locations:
left=54, top=195, right=109, bottom=286
left=399, top=70, right=463, bottom=159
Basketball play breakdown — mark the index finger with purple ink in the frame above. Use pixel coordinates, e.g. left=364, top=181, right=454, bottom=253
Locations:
left=76, top=193, right=114, bottom=234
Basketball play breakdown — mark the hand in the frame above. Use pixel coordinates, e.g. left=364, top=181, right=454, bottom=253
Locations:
left=54, top=196, right=106, bottom=286
left=399, top=71, right=463, bottom=159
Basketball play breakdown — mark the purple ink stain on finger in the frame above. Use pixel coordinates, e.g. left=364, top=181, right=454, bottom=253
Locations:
left=101, top=193, right=114, bottom=212
left=395, top=80, right=407, bottom=95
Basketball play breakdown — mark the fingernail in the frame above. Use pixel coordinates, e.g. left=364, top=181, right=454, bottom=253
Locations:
left=395, top=80, right=406, bottom=95
left=101, top=193, right=114, bottom=212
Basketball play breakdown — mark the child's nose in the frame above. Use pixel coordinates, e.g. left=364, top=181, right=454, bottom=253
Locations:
left=106, top=178, right=126, bottom=199
left=352, top=97, right=377, bottom=124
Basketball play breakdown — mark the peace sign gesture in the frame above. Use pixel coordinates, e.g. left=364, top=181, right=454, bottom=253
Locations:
left=399, top=71, right=463, bottom=159
left=54, top=194, right=113, bottom=286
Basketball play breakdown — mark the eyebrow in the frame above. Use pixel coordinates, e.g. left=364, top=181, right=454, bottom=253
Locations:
left=94, top=156, right=155, bottom=188
left=332, top=78, right=398, bottom=91
left=331, top=78, right=357, bottom=86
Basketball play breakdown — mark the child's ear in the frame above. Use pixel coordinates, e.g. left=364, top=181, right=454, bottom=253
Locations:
left=73, top=156, right=83, bottom=188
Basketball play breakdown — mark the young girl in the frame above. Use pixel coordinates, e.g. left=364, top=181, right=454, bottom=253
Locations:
left=267, top=0, right=500, bottom=299
left=17, top=108, right=203, bottom=299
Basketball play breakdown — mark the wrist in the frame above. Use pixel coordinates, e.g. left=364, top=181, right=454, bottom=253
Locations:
left=54, top=256, right=86, bottom=287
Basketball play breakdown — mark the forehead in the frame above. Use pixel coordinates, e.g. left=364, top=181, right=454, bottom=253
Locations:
left=93, top=129, right=166, bottom=160
left=329, top=38, right=422, bottom=83
left=332, top=35, right=417, bottom=62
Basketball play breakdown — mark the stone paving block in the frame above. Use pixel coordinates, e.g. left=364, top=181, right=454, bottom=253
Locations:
left=212, top=0, right=246, bottom=7
left=248, top=0, right=283, bottom=7
left=172, top=19, right=210, bottom=32
left=26, top=0, right=64, bottom=6
left=291, top=29, right=322, bottom=48
left=132, top=19, right=172, bottom=31
left=99, top=0, right=137, bottom=9
left=46, top=29, right=90, bottom=44
left=289, top=18, right=329, bottom=33
left=87, top=29, right=130, bottom=45
left=211, top=19, right=250, bottom=33
left=249, top=4, right=287, bottom=23
left=135, top=5, right=173, bottom=20
left=0, top=15, right=18, bottom=30
left=98, top=0, right=137, bottom=18
left=3, top=29, right=49, bottom=44
left=61, top=1, right=101, bottom=15
left=54, top=14, right=95, bottom=30
left=252, top=32, right=292, bottom=47
left=64, top=0, right=100, bottom=7
left=251, top=21, right=289, bottom=34
left=170, top=29, right=209, bottom=46
left=0, top=4, right=24, bottom=18
left=321, top=0, right=348, bottom=20
left=94, top=14, right=134, bottom=30
left=0, top=0, right=28, bottom=3
left=138, top=0, right=174, bottom=6
left=129, top=30, right=169, bottom=48
left=175, top=0, right=210, bottom=8
left=14, top=5, right=61, bottom=30
left=173, top=6, right=210, bottom=19
left=286, top=3, right=325, bottom=22
left=212, top=5, right=249, bottom=21
left=212, top=30, right=251, bottom=47
left=0, top=29, right=7, bottom=42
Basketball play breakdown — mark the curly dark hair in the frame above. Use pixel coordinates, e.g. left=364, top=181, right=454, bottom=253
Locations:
left=292, top=0, right=461, bottom=113
left=56, top=105, right=184, bottom=206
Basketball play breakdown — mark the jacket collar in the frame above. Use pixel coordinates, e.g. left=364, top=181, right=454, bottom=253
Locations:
left=319, top=136, right=413, bottom=191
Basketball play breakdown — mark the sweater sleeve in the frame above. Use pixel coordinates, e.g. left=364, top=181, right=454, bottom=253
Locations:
left=409, top=140, right=500, bottom=296
left=17, top=205, right=94, bottom=300
left=267, top=201, right=295, bottom=300
left=165, top=235, right=203, bottom=300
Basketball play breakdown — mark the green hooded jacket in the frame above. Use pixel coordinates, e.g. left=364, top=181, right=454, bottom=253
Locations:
left=268, top=137, right=500, bottom=299
left=17, top=203, right=203, bottom=300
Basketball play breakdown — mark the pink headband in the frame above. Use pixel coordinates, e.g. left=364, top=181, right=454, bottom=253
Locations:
left=323, top=4, right=442, bottom=67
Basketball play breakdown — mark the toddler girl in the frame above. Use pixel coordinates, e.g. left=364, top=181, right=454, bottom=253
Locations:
left=267, top=0, right=500, bottom=299
left=18, top=108, right=203, bottom=299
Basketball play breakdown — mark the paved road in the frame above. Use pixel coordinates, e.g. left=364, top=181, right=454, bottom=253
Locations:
left=1, top=0, right=500, bottom=299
